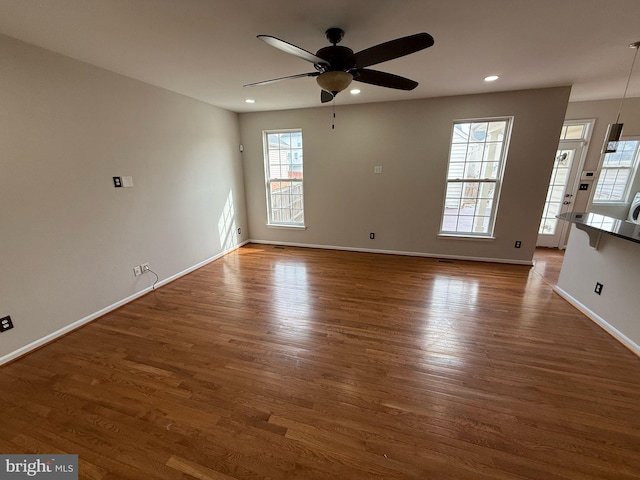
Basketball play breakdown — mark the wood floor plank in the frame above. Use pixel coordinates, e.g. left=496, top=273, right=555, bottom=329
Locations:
left=2, top=245, right=640, bottom=479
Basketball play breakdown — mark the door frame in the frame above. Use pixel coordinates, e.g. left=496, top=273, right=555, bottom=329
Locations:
left=537, top=119, right=594, bottom=249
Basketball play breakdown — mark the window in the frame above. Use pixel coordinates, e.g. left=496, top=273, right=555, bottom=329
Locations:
left=263, top=129, right=305, bottom=226
left=440, top=119, right=512, bottom=236
left=593, top=139, right=640, bottom=204
left=559, top=123, right=588, bottom=141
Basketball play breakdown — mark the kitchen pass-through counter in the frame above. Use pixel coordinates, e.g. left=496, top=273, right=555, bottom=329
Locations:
left=554, top=212, right=640, bottom=357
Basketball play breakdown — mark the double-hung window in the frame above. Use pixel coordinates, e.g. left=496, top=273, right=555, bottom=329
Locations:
left=440, top=118, right=512, bottom=236
left=263, top=129, right=305, bottom=226
left=592, top=138, right=640, bottom=204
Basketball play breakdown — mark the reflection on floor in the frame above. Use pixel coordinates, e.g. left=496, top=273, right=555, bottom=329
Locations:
left=532, top=247, right=565, bottom=286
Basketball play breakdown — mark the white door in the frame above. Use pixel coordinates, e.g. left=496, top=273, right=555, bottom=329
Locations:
left=537, top=148, right=578, bottom=247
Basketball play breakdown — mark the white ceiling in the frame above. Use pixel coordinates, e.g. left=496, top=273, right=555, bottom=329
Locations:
left=1, top=0, right=640, bottom=113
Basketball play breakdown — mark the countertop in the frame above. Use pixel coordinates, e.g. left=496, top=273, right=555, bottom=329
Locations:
left=557, top=212, right=640, bottom=245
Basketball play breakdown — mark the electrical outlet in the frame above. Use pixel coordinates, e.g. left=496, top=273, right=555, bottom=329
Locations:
left=237, top=227, right=241, bottom=235
left=370, top=233, right=375, bottom=240
left=0, top=315, right=14, bottom=332
left=141, top=263, right=150, bottom=273
left=113, top=176, right=122, bottom=188
left=133, top=265, right=142, bottom=276
left=595, top=282, right=603, bottom=295
left=514, top=241, right=522, bottom=248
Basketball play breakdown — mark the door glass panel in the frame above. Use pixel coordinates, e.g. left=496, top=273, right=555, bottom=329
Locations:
left=538, top=150, right=573, bottom=235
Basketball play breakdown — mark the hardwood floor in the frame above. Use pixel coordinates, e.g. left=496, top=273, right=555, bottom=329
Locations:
left=532, top=247, right=565, bottom=286
left=2, top=244, right=639, bottom=479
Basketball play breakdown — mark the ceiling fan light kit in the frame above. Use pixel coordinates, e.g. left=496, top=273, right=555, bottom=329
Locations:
left=244, top=27, right=434, bottom=103
left=316, top=71, right=353, bottom=95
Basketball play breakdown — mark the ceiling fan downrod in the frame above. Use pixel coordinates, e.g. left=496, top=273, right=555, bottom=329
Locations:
left=325, top=28, right=344, bottom=46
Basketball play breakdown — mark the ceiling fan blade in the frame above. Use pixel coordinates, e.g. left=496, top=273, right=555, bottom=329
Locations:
left=354, top=33, right=434, bottom=68
left=321, top=90, right=334, bottom=103
left=244, top=72, right=319, bottom=87
left=353, top=69, right=419, bottom=90
left=258, top=35, right=327, bottom=65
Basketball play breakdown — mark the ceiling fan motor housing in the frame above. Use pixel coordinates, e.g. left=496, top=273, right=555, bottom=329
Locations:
left=315, top=46, right=356, bottom=72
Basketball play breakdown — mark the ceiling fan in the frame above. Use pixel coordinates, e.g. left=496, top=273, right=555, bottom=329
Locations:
left=244, top=28, right=434, bottom=103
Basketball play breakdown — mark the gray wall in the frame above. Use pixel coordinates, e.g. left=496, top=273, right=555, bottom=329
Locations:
left=0, top=35, right=247, bottom=360
left=566, top=97, right=640, bottom=218
left=240, top=87, right=571, bottom=263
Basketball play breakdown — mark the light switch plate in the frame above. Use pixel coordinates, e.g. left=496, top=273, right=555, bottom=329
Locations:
left=122, top=176, right=134, bottom=187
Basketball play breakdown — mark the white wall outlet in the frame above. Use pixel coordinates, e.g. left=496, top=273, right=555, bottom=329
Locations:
left=374, top=166, right=383, bottom=174
left=133, top=265, right=142, bottom=276
left=141, top=263, right=150, bottom=273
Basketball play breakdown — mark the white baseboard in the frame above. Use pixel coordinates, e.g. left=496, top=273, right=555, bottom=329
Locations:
left=554, top=286, right=640, bottom=358
left=0, top=241, right=249, bottom=367
left=248, top=239, right=533, bottom=266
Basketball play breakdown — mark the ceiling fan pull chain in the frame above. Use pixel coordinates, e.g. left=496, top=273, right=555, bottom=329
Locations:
left=332, top=99, right=336, bottom=130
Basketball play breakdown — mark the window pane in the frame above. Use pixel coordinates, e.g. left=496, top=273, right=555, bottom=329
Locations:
left=470, top=122, right=488, bottom=141
left=442, top=215, right=459, bottom=231
left=481, top=161, right=499, bottom=179
left=483, top=142, right=504, bottom=164
left=445, top=181, right=463, bottom=198
left=467, top=144, right=484, bottom=162
left=539, top=218, right=557, bottom=235
left=290, top=131, right=302, bottom=147
left=464, top=162, right=482, bottom=178
left=488, top=121, right=507, bottom=140
left=452, top=123, right=470, bottom=143
left=563, top=125, right=585, bottom=140
left=473, top=216, right=490, bottom=234
left=266, top=133, right=279, bottom=145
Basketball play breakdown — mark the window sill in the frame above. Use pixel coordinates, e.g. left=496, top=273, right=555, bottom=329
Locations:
left=438, top=234, right=496, bottom=241
left=267, top=224, right=307, bottom=230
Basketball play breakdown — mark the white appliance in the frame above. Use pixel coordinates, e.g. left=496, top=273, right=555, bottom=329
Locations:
left=629, top=192, right=640, bottom=224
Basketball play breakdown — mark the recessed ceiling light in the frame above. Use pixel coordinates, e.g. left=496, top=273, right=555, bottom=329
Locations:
left=245, top=99, right=256, bottom=104
left=350, top=89, right=361, bottom=95
left=484, top=75, right=499, bottom=82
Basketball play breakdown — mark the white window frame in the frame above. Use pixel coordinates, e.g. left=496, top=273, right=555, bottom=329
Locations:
left=592, top=137, right=640, bottom=205
left=439, top=117, right=513, bottom=238
left=263, top=129, right=305, bottom=228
